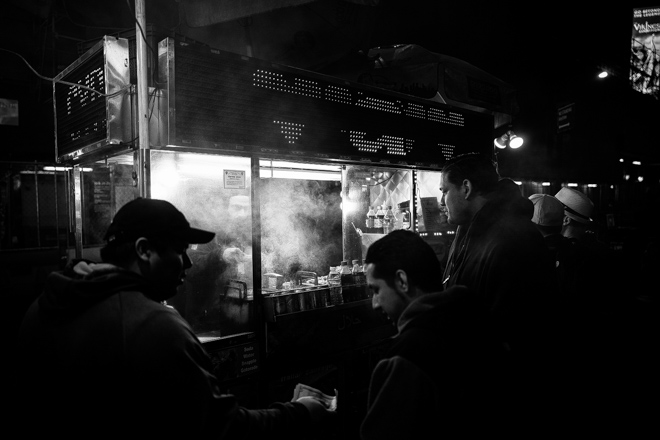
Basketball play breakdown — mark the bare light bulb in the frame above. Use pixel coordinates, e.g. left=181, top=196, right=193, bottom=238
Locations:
left=509, top=135, right=524, bottom=149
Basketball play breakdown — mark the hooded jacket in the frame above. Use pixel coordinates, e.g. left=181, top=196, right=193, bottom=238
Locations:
left=16, top=261, right=311, bottom=439
left=360, top=286, right=509, bottom=440
left=442, top=178, right=556, bottom=351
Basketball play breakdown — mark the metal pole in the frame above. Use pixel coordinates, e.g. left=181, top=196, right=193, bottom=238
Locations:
left=65, top=168, right=73, bottom=250
left=54, top=169, right=60, bottom=249
left=411, top=170, right=418, bottom=232
left=73, top=166, right=83, bottom=259
left=33, top=162, right=41, bottom=247
left=135, top=0, right=150, bottom=198
left=5, top=166, right=11, bottom=249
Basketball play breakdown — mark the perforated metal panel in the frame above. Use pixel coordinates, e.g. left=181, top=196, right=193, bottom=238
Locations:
left=157, top=38, right=493, bottom=169
left=53, top=36, right=133, bottom=163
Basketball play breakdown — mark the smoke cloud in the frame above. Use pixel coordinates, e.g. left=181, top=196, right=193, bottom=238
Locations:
left=260, top=178, right=342, bottom=282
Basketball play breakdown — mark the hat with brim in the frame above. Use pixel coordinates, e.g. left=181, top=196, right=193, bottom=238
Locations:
left=104, top=198, right=215, bottom=244
left=528, top=194, right=564, bottom=227
left=555, top=187, right=593, bottom=224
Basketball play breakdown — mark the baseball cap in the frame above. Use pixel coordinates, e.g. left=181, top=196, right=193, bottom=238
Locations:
left=104, top=198, right=215, bottom=244
left=555, top=187, right=593, bottom=224
left=528, top=194, right=564, bottom=227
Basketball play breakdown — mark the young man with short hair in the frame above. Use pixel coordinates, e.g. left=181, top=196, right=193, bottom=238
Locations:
left=360, top=230, right=507, bottom=439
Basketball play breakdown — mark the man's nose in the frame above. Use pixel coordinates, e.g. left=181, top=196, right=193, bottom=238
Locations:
left=183, top=252, right=192, bottom=269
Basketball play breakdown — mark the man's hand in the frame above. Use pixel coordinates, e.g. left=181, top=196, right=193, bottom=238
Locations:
left=296, top=396, right=338, bottom=425
left=291, top=383, right=337, bottom=410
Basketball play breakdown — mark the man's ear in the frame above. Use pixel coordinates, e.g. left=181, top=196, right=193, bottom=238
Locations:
left=463, top=178, right=473, bottom=200
left=394, top=269, right=409, bottom=295
left=562, top=215, right=571, bottom=227
left=134, top=237, right=151, bottom=262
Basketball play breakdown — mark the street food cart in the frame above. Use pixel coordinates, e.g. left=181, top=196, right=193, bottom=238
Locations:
left=53, top=35, right=492, bottom=431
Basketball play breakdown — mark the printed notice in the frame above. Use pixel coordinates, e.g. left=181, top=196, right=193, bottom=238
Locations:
left=224, top=170, right=246, bottom=189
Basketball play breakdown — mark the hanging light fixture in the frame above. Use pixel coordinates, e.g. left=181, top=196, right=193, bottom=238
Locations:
left=493, top=130, right=524, bottom=149
left=494, top=133, right=508, bottom=149
left=508, top=132, right=523, bottom=149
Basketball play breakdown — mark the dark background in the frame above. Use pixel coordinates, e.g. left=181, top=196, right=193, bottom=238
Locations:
left=1, top=0, right=658, bottom=182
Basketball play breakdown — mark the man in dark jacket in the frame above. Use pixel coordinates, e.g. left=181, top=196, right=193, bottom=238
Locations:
left=16, top=198, right=334, bottom=438
left=439, top=154, right=555, bottom=353
left=439, top=154, right=559, bottom=432
left=361, top=230, right=508, bottom=439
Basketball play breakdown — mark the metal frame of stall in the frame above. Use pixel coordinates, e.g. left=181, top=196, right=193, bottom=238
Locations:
left=52, top=28, right=493, bottom=434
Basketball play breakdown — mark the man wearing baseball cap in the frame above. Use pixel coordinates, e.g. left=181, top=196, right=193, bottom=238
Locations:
left=16, top=198, right=335, bottom=438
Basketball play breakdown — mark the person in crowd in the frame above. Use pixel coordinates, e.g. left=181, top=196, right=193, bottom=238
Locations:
left=438, top=153, right=559, bottom=430
left=555, top=187, right=595, bottom=242
left=528, top=193, right=567, bottom=262
left=554, top=186, right=620, bottom=307
left=171, top=193, right=253, bottom=334
left=528, top=193, right=576, bottom=291
left=439, top=153, right=556, bottom=351
left=528, top=191, right=606, bottom=427
left=217, top=194, right=253, bottom=280
left=553, top=186, right=629, bottom=430
left=15, top=198, right=335, bottom=438
left=361, top=230, right=508, bottom=439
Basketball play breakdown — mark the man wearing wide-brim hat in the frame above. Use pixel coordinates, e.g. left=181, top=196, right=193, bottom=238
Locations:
left=552, top=186, right=626, bottom=431
left=555, top=187, right=594, bottom=241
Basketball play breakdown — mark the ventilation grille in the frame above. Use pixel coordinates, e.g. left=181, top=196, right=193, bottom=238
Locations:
left=160, top=38, right=493, bottom=167
left=54, top=36, right=132, bottom=163
left=54, top=50, right=108, bottom=155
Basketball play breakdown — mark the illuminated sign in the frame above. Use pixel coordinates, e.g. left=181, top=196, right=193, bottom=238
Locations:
left=630, top=7, right=660, bottom=99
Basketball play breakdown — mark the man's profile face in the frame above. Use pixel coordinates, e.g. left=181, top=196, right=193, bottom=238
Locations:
left=365, top=263, right=406, bottom=325
left=439, top=173, right=470, bottom=225
left=228, top=195, right=250, bottom=221
left=145, top=238, right=192, bottom=301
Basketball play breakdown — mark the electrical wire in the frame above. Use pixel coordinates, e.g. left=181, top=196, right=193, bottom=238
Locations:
left=369, top=170, right=398, bottom=187
left=0, top=47, right=131, bottom=98
left=124, top=0, right=156, bottom=61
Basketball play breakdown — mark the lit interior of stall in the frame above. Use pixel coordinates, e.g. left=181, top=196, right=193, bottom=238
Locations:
left=150, top=150, right=254, bottom=338
left=258, top=159, right=343, bottom=289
